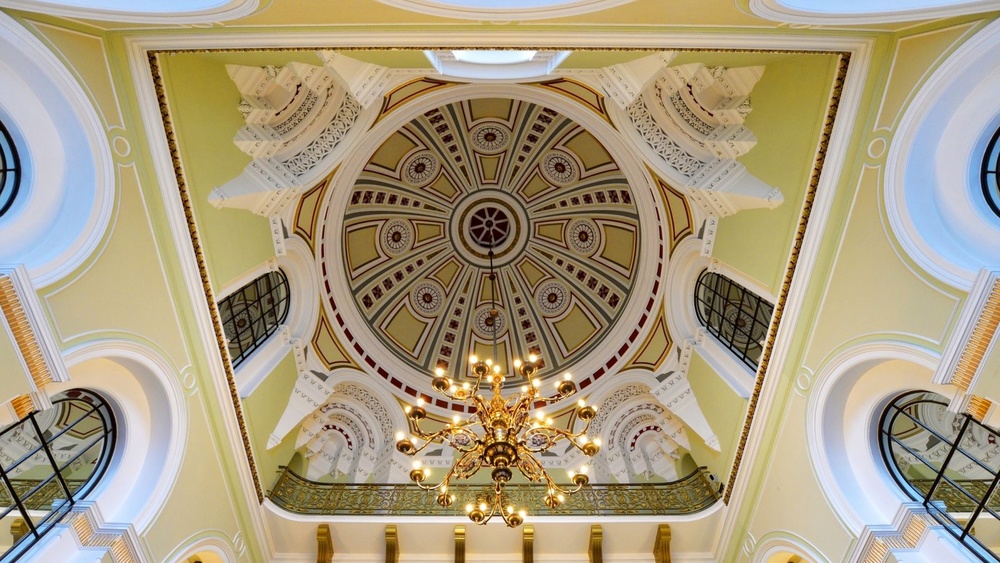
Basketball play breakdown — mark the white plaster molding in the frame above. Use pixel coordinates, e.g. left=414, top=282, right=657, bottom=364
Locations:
left=599, top=52, right=677, bottom=110
left=165, top=532, right=239, bottom=563
left=0, top=0, right=260, bottom=24
left=423, top=50, right=571, bottom=81
left=806, top=341, right=945, bottom=535
left=124, top=35, right=271, bottom=557
left=750, top=0, right=1000, bottom=25
left=933, top=269, right=1000, bottom=396
left=716, top=35, right=875, bottom=555
left=210, top=61, right=376, bottom=218
left=751, top=532, right=830, bottom=563
left=373, top=0, right=636, bottom=21
left=0, top=12, right=114, bottom=287
left=60, top=339, right=187, bottom=534
left=0, top=265, right=71, bottom=385
left=654, top=364, right=721, bottom=451
left=886, top=18, right=1000, bottom=289
left=317, top=51, right=392, bottom=109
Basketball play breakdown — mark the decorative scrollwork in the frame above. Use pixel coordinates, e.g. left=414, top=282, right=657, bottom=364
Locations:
left=381, top=219, right=413, bottom=256
left=472, top=305, right=507, bottom=338
left=403, top=151, right=439, bottom=187
left=411, top=281, right=444, bottom=315
left=567, top=219, right=598, bottom=255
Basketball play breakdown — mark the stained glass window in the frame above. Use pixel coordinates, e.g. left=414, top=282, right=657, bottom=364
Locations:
left=0, top=390, right=116, bottom=560
left=0, top=120, right=20, bottom=218
left=880, top=390, right=1000, bottom=561
left=693, top=270, right=774, bottom=370
left=219, top=270, right=290, bottom=367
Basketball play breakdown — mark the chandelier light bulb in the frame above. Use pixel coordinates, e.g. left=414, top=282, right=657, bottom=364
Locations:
left=417, top=397, right=425, bottom=407
left=469, top=355, right=478, bottom=364
left=404, top=405, right=412, bottom=413
left=593, top=438, right=602, bottom=447
left=581, top=465, right=589, bottom=474
left=463, top=382, right=471, bottom=390
left=564, top=372, right=572, bottom=380
left=395, top=431, right=405, bottom=441
left=579, top=435, right=588, bottom=444
left=413, top=460, right=421, bottom=469
left=567, top=470, right=575, bottom=478
left=521, top=385, right=528, bottom=393
left=507, top=505, right=513, bottom=514
left=531, top=379, right=540, bottom=388
left=453, top=415, right=460, bottom=424
left=578, top=399, right=586, bottom=407
left=546, top=418, right=554, bottom=426
left=493, top=364, right=501, bottom=373
left=528, top=354, right=537, bottom=362
left=466, top=504, right=473, bottom=513
left=435, top=367, right=445, bottom=376
left=513, top=358, right=522, bottom=368
left=485, top=359, right=493, bottom=366
left=450, top=385, right=458, bottom=393
left=479, top=502, right=487, bottom=511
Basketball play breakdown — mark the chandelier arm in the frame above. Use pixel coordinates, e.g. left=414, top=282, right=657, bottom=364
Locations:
left=515, top=451, right=548, bottom=482
left=445, top=426, right=483, bottom=453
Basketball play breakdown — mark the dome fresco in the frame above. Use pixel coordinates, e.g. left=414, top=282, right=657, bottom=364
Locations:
left=326, top=97, right=658, bottom=395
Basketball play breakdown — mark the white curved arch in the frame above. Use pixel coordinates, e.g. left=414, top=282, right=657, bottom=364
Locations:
left=0, top=12, right=114, bottom=287
left=0, top=0, right=260, bottom=24
left=167, top=532, right=239, bottom=563
left=749, top=0, right=999, bottom=25
left=374, top=0, right=635, bottom=21
left=56, top=339, right=187, bottom=532
left=806, top=339, right=945, bottom=533
left=319, top=83, right=664, bottom=413
left=885, top=18, right=1000, bottom=289
left=752, top=532, right=830, bottom=563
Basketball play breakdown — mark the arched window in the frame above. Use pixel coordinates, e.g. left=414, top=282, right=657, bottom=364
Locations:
left=880, top=390, right=1000, bottom=561
left=219, top=269, right=290, bottom=367
left=0, top=389, right=116, bottom=560
left=693, top=270, right=774, bottom=369
left=0, top=119, right=21, bottom=218
left=981, top=124, right=1000, bottom=220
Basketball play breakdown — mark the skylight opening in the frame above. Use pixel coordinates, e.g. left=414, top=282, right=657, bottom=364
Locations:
left=452, top=51, right=538, bottom=65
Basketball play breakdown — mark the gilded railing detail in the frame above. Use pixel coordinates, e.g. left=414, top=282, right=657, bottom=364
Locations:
left=268, top=467, right=719, bottom=516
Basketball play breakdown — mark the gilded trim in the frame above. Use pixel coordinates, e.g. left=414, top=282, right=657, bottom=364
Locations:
left=0, top=274, right=52, bottom=390
left=951, top=278, right=1000, bottom=391
left=724, top=52, right=851, bottom=504
left=148, top=52, right=264, bottom=503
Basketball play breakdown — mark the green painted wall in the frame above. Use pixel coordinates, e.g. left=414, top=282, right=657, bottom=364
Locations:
left=157, top=53, right=275, bottom=291
left=714, top=53, right=839, bottom=294
left=242, top=350, right=300, bottom=490
left=686, top=353, right=747, bottom=486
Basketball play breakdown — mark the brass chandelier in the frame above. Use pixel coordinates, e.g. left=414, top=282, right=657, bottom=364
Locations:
left=395, top=246, right=601, bottom=528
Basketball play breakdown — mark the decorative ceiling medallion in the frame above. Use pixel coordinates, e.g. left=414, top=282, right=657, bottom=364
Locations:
left=541, top=151, right=580, bottom=185
left=381, top=219, right=414, bottom=256
left=567, top=219, right=598, bottom=255
left=535, top=280, right=569, bottom=316
left=329, top=94, right=660, bottom=397
left=471, top=123, right=511, bottom=154
left=402, top=151, right=440, bottom=187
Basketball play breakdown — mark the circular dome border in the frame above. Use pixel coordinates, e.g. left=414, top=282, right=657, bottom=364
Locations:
left=318, top=84, right=666, bottom=412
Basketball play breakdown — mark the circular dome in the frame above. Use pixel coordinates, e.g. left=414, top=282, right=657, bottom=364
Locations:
left=324, top=95, right=661, bottom=400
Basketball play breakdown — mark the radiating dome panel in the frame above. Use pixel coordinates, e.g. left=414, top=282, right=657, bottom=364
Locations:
left=335, top=98, right=649, bottom=391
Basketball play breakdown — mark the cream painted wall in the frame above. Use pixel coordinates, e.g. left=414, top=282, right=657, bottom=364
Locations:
left=723, top=18, right=992, bottom=562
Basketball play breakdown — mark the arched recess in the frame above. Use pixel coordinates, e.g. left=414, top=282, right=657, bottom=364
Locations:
left=0, top=12, right=114, bottom=287
left=749, top=0, right=999, bottom=25
left=0, top=0, right=260, bottom=24
left=752, top=532, right=829, bottom=563
left=223, top=236, right=320, bottom=396
left=664, top=236, right=774, bottom=397
left=807, top=341, right=950, bottom=534
left=167, top=533, right=238, bottom=563
left=283, top=372, right=408, bottom=483
left=886, top=18, right=1000, bottom=289
left=53, top=340, right=186, bottom=533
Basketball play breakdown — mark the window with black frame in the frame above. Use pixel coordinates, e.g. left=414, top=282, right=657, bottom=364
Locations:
left=0, top=389, right=116, bottom=561
left=982, top=125, right=1000, bottom=220
left=693, top=270, right=774, bottom=370
left=218, top=269, right=290, bottom=367
left=0, top=120, right=21, bottom=219
left=880, top=390, right=1000, bottom=561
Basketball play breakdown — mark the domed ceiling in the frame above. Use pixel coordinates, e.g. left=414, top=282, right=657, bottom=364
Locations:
left=323, top=96, right=662, bottom=401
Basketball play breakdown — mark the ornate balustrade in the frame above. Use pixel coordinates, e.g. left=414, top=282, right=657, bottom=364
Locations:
left=268, top=466, right=720, bottom=517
